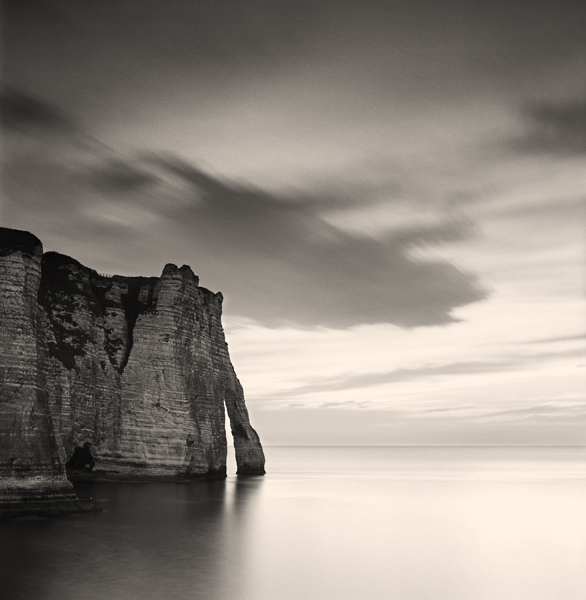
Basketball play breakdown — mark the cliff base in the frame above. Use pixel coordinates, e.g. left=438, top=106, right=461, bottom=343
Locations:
left=0, top=477, right=101, bottom=520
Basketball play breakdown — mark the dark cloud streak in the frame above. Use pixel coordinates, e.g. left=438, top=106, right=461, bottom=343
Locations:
left=147, top=156, right=486, bottom=327
left=516, top=99, right=586, bottom=154
left=270, top=348, right=583, bottom=398
left=0, top=86, right=75, bottom=132
left=2, top=90, right=487, bottom=328
left=270, top=360, right=522, bottom=399
left=87, top=158, right=158, bottom=193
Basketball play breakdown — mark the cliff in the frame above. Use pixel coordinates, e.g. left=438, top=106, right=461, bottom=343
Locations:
left=0, top=227, right=265, bottom=518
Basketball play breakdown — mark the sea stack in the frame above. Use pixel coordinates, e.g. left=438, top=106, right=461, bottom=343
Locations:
left=0, top=227, right=265, bottom=518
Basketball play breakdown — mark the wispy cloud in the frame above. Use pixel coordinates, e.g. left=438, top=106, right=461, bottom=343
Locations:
left=267, top=360, right=517, bottom=399
left=0, top=86, right=75, bottom=132
left=266, top=347, right=583, bottom=399
left=523, top=333, right=585, bottom=345
left=320, top=400, right=370, bottom=409
left=515, top=99, right=586, bottom=154
left=480, top=401, right=586, bottom=422
left=420, top=405, right=477, bottom=414
left=87, top=158, right=158, bottom=193
left=2, top=92, right=487, bottom=328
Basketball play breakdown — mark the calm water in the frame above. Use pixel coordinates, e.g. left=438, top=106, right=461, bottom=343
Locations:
left=1, top=446, right=585, bottom=600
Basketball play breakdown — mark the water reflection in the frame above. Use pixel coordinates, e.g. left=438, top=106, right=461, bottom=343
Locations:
left=1, top=448, right=585, bottom=600
left=0, top=478, right=264, bottom=600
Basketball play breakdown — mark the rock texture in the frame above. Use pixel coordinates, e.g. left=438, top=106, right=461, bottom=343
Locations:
left=0, top=227, right=265, bottom=517
left=0, top=229, right=99, bottom=518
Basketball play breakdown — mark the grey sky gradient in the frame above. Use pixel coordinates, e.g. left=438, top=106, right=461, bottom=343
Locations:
left=1, top=0, right=584, bottom=445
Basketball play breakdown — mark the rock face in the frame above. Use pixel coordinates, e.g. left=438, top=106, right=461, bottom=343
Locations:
left=0, top=229, right=99, bottom=517
left=0, top=227, right=265, bottom=517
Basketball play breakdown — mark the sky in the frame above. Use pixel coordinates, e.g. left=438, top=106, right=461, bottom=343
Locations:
left=1, top=0, right=584, bottom=445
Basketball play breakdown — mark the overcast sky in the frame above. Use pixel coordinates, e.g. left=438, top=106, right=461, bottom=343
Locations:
left=2, top=0, right=584, bottom=445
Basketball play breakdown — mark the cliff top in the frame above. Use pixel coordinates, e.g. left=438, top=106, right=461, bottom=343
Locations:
left=1, top=227, right=222, bottom=300
left=0, top=227, right=42, bottom=257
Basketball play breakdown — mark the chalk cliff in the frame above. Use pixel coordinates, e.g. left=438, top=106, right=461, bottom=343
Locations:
left=0, top=227, right=265, bottom=518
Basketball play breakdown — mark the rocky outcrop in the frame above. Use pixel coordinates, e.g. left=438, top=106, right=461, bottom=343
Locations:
left=0, top=230, right=99, bottom=518
left=0, top=227, right=265, bottom=517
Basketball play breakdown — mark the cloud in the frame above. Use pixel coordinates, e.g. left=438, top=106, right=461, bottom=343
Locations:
left=146, top=157, right=487, bottom=327
left=420, top=405, right=477, bottom=414
left=267, top=347, right=582, bottom=398
left=267, top=360, right=520, bottom=399
left=516, top=99, right=586, bottom=154
left=481, top=401, right=586, bottom=423
left=2, top=93, right=487, bottom=329
left=0, top=87, right=75, bottom=132
left=524, top=333, right=585, bottom=345
left=87, top=158, right=158, bottom=193
left=320, top=400, right=370, bottom=409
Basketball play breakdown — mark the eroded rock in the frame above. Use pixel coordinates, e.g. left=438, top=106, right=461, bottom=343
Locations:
left=0, top=229, right=99, bottom=518
left=0, top=227, right=265, bottom=518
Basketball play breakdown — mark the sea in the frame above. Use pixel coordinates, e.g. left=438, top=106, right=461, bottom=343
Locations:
left=1, top=446, right=585, bottom=600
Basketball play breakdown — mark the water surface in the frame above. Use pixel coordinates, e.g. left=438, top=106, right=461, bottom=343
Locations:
left=1, top=446, right=585, bottom=600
